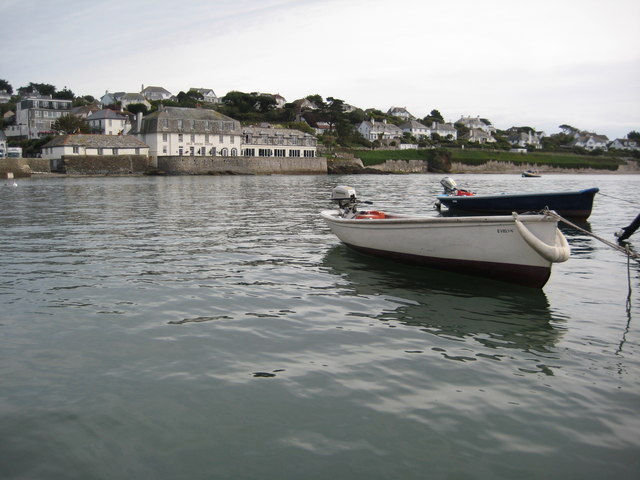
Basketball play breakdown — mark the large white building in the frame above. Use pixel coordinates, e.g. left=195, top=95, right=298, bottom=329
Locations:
left=133, top=107, right=317, bottom=159
left=133, top=106, right=243, bottom=157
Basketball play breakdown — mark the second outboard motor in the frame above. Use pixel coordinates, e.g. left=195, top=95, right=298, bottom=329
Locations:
left=440, top=177, right=458, bottom=194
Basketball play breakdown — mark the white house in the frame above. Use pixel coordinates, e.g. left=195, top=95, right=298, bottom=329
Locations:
left=507, top=130, right=543, bottom=149
left=456, top=115, right=496, bottom=134
left=100, top=91, right=125, bottom=106
left=401, top=119, right=431, bottom=139
left=141, top=85, right=173, bottom=102
left=357, top=118, right=404, bottom=143
left=40, top=134, right=150, bottom=160
left=571, top=133, right=609, bottom=151
left=609, top=138, right=639, bottom=151
left=241, top=124, right=317, bottom=158
left=132, top=106, right=242, bottom=157
left=86, top=109, right=129, bottom=135
left=190, top=88, right=220, bottom=104
left=0, top=90, right=12, bottom=103
left=120, top=93, right=151, bottom=111
left=464, top=128, right=496, bottom=144
left=387, top=107, right=414, bottom=121
left=431, top=122, right=458, bottom=140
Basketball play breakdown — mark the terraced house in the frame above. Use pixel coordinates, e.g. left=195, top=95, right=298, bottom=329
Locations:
left=241, top=125, right=317, bottom=158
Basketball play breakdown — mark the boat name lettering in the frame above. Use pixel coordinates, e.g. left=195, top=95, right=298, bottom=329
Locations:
left=497, top=228, right=514, bottom=234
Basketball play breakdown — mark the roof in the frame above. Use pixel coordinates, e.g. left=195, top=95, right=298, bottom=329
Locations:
left=43, top=134, right=149, bottom=149
left=87, top=109, right=126, bottom=120
left=433, top=122, right=456, bottom=132
left=191, top=88, right=217, bottom=95
left=401, top=120, right=428, bottom=129
left=136, top=106, right=240, bottom=134
left=121, top=93, right=147, bottom=102
left=242, top=125, right=315, bottom=138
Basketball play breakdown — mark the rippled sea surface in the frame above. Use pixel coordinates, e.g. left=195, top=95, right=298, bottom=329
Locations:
left=1, top=173, right=639, bottom=479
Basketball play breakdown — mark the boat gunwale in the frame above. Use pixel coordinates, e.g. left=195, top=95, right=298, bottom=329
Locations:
left=436, top=187, right=599, bottom=203
left=320, top=210, right=557, bottom=226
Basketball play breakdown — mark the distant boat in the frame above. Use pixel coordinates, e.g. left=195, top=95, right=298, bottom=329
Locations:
left=522, top=170, right=541, bottom=177
left=435, top=177, right=599, bottom=220
left=321, top=186, right=570, bottom=288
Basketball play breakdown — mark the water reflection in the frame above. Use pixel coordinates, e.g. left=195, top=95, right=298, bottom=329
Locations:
left=323, top=245, right=563, bottom=353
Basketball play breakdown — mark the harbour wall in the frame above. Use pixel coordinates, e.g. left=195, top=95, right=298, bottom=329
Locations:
left=54, top=155, right=151, bottom=175
left=1, top=158, right=49, bottom=177
left=157, top=156, right=327, bottom=175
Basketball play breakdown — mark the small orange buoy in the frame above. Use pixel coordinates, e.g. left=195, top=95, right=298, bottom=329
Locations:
left=355, top=210, right=386, bottom=219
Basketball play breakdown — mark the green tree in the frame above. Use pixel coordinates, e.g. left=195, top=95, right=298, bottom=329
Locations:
left=423, top=109, right=444, bottom=126
left=559, top=124, right=578, bottom=135
left=18, top=82, right=56, bottom=97
left=126, top=103, right=149, bottom=116
left=53, top=87, right=74, bottom=100
left=0, top=79, right=13, bottom=94
left=324, top=97, right=345, bottom=130
left=176, top=90, right=204, bottom=108
left=627, top=131, right=640, bottom=141
left=52, top=114, right=91, bottom=134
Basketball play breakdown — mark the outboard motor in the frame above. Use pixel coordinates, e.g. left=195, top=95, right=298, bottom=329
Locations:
left=331, top=185, right=358, bottom=216
left=331, top=185, right=377, bottom=218
left=440, top=177, right=458, bottom=195
left=439, top=176, right=474, bottom=196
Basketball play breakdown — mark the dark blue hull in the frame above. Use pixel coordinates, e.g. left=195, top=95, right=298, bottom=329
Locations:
left=437, top=187, right=599, bottom=219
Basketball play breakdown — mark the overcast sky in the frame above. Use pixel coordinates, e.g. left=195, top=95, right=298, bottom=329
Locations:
left=2, top=0, right=639, bottom=139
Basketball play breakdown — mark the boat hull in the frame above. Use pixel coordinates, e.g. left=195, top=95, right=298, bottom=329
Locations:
left=321, top=211, right=567, bottom=288
left=436, top=188, right=598, bottom=219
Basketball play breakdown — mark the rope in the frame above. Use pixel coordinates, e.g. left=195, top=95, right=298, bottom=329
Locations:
left=597, top=191, right=640, bottom=207
left=544, top=210, right=640, bottom=260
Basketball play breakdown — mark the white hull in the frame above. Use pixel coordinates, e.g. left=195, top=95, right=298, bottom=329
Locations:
left=320, top=210, right=569, bottom=288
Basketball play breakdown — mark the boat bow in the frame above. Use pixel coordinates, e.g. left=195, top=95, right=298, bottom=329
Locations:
left=513, top=212, right=570, bottom=263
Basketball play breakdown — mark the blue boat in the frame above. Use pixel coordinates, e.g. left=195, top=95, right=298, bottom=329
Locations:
left=436, top=177, right=599, bottom=220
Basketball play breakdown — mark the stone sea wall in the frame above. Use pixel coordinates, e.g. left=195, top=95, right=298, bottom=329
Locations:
left=157, top=156, right=327, bottom=175
left=55, top=155, right=152, bottom=175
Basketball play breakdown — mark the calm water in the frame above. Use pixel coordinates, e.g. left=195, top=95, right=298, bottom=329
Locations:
left=1, top=173, right=639, bottom=480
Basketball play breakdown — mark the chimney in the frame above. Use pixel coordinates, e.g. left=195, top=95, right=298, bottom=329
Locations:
left=136, top=112, right=143, bottom=132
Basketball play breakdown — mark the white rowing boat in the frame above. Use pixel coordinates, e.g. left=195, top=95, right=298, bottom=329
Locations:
left=321, top=186, right=570, bottom=288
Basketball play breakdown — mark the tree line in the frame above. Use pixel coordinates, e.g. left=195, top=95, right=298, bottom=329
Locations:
left=1, top=79, right=638, bottom=158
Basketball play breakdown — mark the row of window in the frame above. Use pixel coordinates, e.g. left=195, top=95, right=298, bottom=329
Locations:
left=160, top=119, right=236, bottom=131
left=158, top=147, right=314, bottom=157
left=160, top=133, right=317, bottom=148
left=243, top=135, right=314, bottom=146
left=245, top=149, right=315, bottom=158
left=33, top=110, right=65, bottom=118
left=23, top=100, right=71, bottom=110
left=164, top=133, right=235, bottom=144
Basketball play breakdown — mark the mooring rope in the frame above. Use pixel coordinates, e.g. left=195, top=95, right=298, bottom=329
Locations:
left=544, top=210, right=640, bottom=260
left=597, top=191, right=640, bottom=207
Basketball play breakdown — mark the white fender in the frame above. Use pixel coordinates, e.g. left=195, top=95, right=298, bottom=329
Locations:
left=513, top=213, right=570, bottom=263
